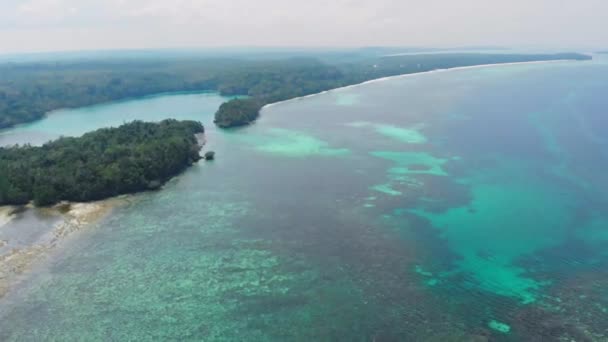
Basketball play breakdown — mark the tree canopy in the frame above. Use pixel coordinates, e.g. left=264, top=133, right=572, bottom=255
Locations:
left=0, top=119, right=204, bottom=206
left=212, top=52, right=591, bottom=127
left=0, top=52, right=591, bottom=129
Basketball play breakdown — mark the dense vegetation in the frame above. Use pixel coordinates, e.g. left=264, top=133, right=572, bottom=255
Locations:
left=214, top=98, right=264, bottom=127
left=0, top=51, right=591, bottom=129
left=214, top=52, right=591, bottom=127
left=0, top=120, right=204, bottom=206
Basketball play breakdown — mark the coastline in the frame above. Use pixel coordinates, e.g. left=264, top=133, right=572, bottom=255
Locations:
left=0, top=198, right=126, bottom=299
left=0, top=127, right=204, bottom=299
left=261, top=59, right=580, bottom=110
left=0, top=57, right=587, bottom=301
left=195, top=132, right=207, bottom=147
left=0, top=90, right=221, bottom=135
left=0, top=207, right=17, bottom=229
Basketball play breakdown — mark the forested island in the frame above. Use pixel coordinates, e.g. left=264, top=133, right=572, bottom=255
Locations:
left=0, top=51, right=591, bottom=129
left=0, top=120, right=205, bottom=206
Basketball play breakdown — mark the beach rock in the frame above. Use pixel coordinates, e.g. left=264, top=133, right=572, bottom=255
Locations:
left=147, top=180, right=162, bottom=190
left=204, top=151, right=216, bottom=160
left=55, top=202, right=72, bottom=214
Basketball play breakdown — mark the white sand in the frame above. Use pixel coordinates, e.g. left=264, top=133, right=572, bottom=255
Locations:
left=261, top=59, right=575, bottom=111
left=51, top=200, right=122, bottom=241
left=0, top=198, right=125, bottom=298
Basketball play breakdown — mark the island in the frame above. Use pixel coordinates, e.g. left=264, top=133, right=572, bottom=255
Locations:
left=0, top=119, right=205, bottom=206
left=214, top=98, right=263, bottom=127
left=0, top=51, right=591, bottom=130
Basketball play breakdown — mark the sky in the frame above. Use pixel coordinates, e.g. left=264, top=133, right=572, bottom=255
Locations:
left=0, top=0, right=606, bottom=54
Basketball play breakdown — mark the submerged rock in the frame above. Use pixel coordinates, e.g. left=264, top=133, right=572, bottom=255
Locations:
left=407, top=164, right=433, bottom=172
left=204, top=151, right=216, bottom=161
left=488, top=320, right=511, bottom=334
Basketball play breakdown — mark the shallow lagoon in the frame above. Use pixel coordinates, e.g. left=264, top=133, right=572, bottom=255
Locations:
left=1, top=59, right=608, bottom=340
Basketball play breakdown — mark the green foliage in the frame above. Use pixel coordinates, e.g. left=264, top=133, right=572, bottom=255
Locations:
left=0, top=53, right=590, bottom=130
left=213, top=52, right=591, bottom=128
left=0, top=59, right=232, bottom=129
left=0, top=120, right=204, bottom=206
left=214, top=98, right=263, bottom=128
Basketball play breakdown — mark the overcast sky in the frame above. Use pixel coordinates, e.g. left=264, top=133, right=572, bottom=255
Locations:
left=0, top=0, right=606, bottom=54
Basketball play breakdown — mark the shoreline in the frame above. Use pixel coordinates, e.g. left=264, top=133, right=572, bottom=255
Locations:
left=261, top=59, right=580, bottom=110
left=195, top=132, right=207, bottom=147
left=0, top=90, right=221, bottom=135
left=0, top=198, right=126, bottom=299
left=0, top=207, right=17, bottom=229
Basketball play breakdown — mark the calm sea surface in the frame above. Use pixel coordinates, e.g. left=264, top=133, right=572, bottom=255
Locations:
left=1, top=58, right=607, bottom=341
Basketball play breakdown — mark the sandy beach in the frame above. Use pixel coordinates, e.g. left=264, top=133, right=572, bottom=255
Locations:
left=0, top=207, right=17, bottom=229
left=261, top=59, right=576, bottom=110
left=0, top=198, right=125, bottom=299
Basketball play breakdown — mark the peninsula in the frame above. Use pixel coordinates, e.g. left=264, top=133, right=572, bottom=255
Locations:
left=214, top=52, right=592, bottom=127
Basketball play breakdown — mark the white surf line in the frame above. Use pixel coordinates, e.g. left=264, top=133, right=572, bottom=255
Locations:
left=262, top=59, right=582, bottom=110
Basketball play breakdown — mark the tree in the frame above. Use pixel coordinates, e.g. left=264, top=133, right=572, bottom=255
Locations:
left=0, top=120, right=205, bottom=206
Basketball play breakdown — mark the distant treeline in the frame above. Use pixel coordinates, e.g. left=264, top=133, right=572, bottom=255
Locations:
left=214, top=52, right=592, bottom=127
left=0, top=120, right=204, bottom=206
left=0, top=52, right=591, bottom=129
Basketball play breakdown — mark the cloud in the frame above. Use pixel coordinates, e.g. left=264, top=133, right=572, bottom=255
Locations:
left=0, top=0, right=607, bottom=53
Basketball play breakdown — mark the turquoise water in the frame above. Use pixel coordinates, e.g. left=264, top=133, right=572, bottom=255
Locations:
left=0, top=92, right=228, bottom=147
left=1, top=59, right=608, bottom=340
